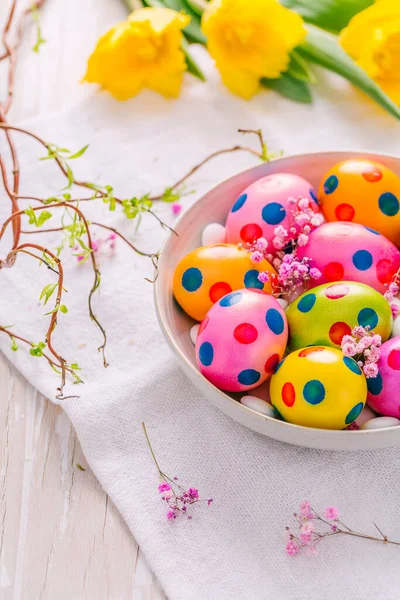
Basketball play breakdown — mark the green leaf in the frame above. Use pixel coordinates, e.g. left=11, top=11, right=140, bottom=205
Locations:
left=64, top=163, right=75, bottom=189
left=39, top=283, right=58, bottom=305
left=37, top=211, right=52, bottom=227
left=281, top=0, right=374, bottom=35
left=76, top=463, right=86, bottom=471
left=59, top=305, right=68, bottom=314
left=287, top=50, right=315, bottom=84
left=182, top=0, right=206, bottom=16
left=261, top=73, right=312, bottom=104
left=297, top=27, right=400, bottom=120
left=11, top=337, right=18, bottom=352
left=161, top=0, right=206, bottom=44
left=68, top=145, right=89, bottom=160
left=24, top=205, right=37, bottom=225
left=181, top=39, right=206, bottom=81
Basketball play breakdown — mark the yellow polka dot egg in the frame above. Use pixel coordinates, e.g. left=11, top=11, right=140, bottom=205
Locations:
left=270, top=346, right=367, bottom=429
left=173, top=244, right=276, bottom=321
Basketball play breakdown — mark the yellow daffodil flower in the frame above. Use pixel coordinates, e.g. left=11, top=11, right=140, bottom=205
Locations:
left=201, top=0, right=306, bottom=99
left=83, top=8, right=190, bottom=100
left=340, top=0, right=400, bottom=104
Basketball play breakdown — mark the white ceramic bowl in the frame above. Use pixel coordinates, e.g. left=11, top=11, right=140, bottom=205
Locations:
left=155, top=151, right=400, bottom=451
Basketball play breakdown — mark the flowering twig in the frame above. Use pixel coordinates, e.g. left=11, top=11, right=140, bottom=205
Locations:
left=286, top=501, right=400, bottom=557
left=341, top=326, right=381, bottom=379
left=143, top=422, right=213, bottom=520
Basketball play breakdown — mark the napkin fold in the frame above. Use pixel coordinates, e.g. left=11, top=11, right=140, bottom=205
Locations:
left=1, top=47, right=400, bottom=600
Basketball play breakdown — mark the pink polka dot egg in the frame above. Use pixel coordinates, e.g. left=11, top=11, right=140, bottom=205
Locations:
left=195, top=288, right=288, bottom=392
left=297, top=221, right=400, bottom=294
left=367, top=337, right=400, bottom=418
left=225, top=173, right=320, bottom=247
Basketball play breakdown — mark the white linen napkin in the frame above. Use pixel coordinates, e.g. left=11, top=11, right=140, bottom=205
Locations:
left=1, top=47, right=400, bottom=600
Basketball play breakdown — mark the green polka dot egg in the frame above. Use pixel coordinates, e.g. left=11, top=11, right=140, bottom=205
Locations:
left=286, top=282, right=392, bottom=351
left=270, top=346, right=367, bottom=429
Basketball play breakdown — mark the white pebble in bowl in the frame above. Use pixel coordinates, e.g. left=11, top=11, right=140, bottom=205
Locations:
left=189, top=324, right=200, bottom=345
left=240, top=395, right=275, bottom=417
left=361, top=416, right=400, bottom=430
left=201, top=223, right=226, bottom=246
left=276, top=298, right=288, bottom=310
left=391, top=314, right=400, bottom=338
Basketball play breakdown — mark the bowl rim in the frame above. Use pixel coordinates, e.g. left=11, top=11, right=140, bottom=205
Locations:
left=154, top=149, right=400, bottom=441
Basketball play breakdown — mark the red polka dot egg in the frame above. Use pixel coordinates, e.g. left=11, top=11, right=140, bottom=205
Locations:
left=195, top=289, right=288, bottom=392
left=297, top=221, right=400, bottom=294
left=318, top=159, right=400, bottom=246
left=367, top=337, right=400, bottom=418
left=225, top=173, right=320, bottom=247
left=173, top=244, right=276, bottom=321
left=270, top=346, right=367, bottom=429
left=286, top=281, right=392, bottom=351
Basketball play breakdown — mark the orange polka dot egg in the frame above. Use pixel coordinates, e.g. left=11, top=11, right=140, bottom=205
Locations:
left=173, top=244, right=276, bottom=321
left=195, top=289, right=288, bottom=392
left=286, top=282, right=392, bottom=351
left=319, top=159, right=400, bottom=245
left=225, top=173, right=321, bottom=248
left=297, top=221, right=400, bottom=294
left=270, top=346, right=367, bottom=429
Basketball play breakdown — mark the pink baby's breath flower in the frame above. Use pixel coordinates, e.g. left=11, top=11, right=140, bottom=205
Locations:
left=258, top=271, right=270, bottom=283
left=286, top=541, right=300, bottom=556
left=254, top=237, right=268, bottom=252
left=390, top=302, right=399, bottom=318
left=300, top=521, right=315, bottom=543
left=158, top=482, right=171, bottom=493
left=297, top=233, right=309, bottom=247
left=309, top=267, right=321, bottom=280
left=250, top=250, right=264, bottom=263
left=298, top=197, right=310, bottom=210
left=187, top=487, right=199, bottom=499
left=299, top=500, right=313, bottom=518
left=363, top=362, right=378, bottom=378
left=324, top=506, right=339, bottom=521
left=166, top=509, right=177, bottom=520
left=171, top=202, right=182, bottom=215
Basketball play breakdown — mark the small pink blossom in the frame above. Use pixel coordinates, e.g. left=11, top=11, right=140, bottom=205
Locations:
left=171, top=202, right=182, bottom=215
left=298, top=197, right=310, bottom=210
left=166, top=509, right=177, bottom=520
left=390, top=302, right=399, bottom=318
left=250, top=250, right=264, bottom=263
left=254, top=237, right=268, bottom=252
left=309, top=267, right=321, bottom=280
left=363, top=362, right=378, bottom=378
left=297, top=233, right=309, bottom=247
left=324, top=506, right=339, bottom=521
left=158, top=482, right=171, bottom=493
left=299, top=500, right=313, bottom=518
left=286, top=541, right=300, bottom=556
left=257, top=271, right=270, bottom=283
left=187, top=487, right=199, bottom=499
left=300, top=521, right=315, bottom=543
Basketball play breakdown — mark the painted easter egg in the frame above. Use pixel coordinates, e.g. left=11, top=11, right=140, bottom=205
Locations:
left=225, top=173, right=320, bottom=247
left=286, top=281, right=392, bottom=351
left=297, top=221, right=400, bottom=294
left=173, top=244, right=276, bottom=321
left=367, top=337, right=400, bottom=418
left=318, top=159, right=400, bottom=245
left=195, top=289, right=288, bottom=392
left=270, top=346, right=367, bottom=429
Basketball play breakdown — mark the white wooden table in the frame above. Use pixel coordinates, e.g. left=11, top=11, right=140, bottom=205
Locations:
left=0, top=1, right=165, bottom=597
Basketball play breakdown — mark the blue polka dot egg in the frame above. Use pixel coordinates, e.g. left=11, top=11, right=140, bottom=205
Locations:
left=286, top=281, right=392, bottom=351
left=195, top=289, right=288, bottom=392
left=173, top=244, right=276, bottom=321
left=270, top=346, right=367, bottom=429
left=225, top=173, right=320, bottom=249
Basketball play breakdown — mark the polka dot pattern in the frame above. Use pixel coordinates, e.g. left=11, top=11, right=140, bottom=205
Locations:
left=298, top=347, right=325, bottom=357
left=198, top=315, right=209, bottom=335
left=244, top=269, right=263, bottom=290
left=379, top=192, right=399, bottom=217
left=262, top=202, right=286, bottom=225
left=266, top=308, right=284, bottom=335
left=209, top=282, right=232, bottom=303
left=367, top=371, right=383, bottom=395
left=238, top=369, right=261, bottom=386
left=329, top=322, right=351, bottom=345
left=282, top=382, right=296, bottom=407
left=324, top=284, right=350, bottom=300
left=297, top=293, right=316, bottom=313
left=310, top=188, right=319, bottom=205
left=324, top=262, right=344, bottom=281
left=343, top=356, right=362, bottom=375
left=220, top=291, right=243, bottom=307
left=345, top=402, right=364, bottom=425
left=182, top=267, right=202, bottom=292
left=388, top=349, right=400, bottom=370
left=303, top=380, right=325, bottom=405
left=199, top=342, right=214, bottom=367
left=240, top=223, right=262, bottom=242
left=357, top=307, right=378, bottom=329
left=364, top=226, right=380, bottom=235
left=376, top=258, right=396, bottom=284
left=362, top=166, right=382, bottom=182
left=264, top=353, right=280, bottom=374
left=324, top=175, right=338, bottom=194
left=234, top=323, right=258, bottom=344
left=352, top=249, right=373, bottom=271
left=231, top=193, right=247, bottom=213
left=335, top=203, right=354, bottom=221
